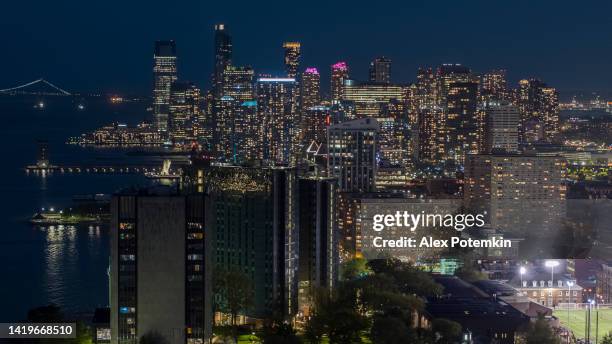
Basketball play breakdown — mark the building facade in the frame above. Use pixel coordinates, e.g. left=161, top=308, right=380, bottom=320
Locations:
left=327, top=118, right=379, bottom=193
left=153, top=41, right=178, bottom=131
left=110, top=189, right=211, bottom=344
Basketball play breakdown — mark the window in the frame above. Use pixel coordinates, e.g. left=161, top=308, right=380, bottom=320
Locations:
left=120, top=254, right=135, bottom=261
left=119, top=223, right=134, bottom=230
left=188, top=233, right=204, bottom=240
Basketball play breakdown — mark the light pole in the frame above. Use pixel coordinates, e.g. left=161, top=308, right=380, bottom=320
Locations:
left=545, top=260, right=559, bottom=284
left=520, top=266, right=526, bottom=291
left=567, top=281, right=573, bottom=344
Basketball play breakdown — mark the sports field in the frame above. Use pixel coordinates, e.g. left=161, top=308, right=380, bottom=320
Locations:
left=553, top=308, right=612, bottom=340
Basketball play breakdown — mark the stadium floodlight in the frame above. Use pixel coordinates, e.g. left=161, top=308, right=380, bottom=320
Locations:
left=545, top=260, right=559, bottom=283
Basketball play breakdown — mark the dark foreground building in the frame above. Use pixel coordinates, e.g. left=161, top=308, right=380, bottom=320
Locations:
left=427, top=276, right=529, bottom=344
left=204, top=166, right=298, bottom=319
left=110, top=187, right=212, bottom=344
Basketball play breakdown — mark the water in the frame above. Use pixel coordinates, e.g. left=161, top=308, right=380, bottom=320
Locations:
left=0, top=95, right=150, bottom=321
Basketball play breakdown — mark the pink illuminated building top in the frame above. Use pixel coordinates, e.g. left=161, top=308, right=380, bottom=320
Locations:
left=304, top=67, right=319, bottom=74
left=331, top=61, right=348, bottom=71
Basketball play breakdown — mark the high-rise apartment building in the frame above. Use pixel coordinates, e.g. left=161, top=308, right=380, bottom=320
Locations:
left=368, top=56, right=391, bottom=84
left=153, top=41, right=178, bottom=131
left=169, top=82, right=201, bottom=144
left=204, top=166, right=298, bottom=319
left=301, top=67, right=321, bottom=111
left=480, top=69, right=508, bottom=102
left=256, top=77, right=298, bottom=165
left=212, top=96, right=238, bottom=161
left=296, top=176, right=338, bottom=316
left=517, top=79, right=559, bottom=143
left=484, top=101, right=519, bottom=153
left=110, top=188, right=211, bottom=344
left=283, top=42, right=301, bottom=79
left=464, top=154, right=567, bottom=234
left=302, top=105, right=330, bottom=146
left=331, top=62, right=349, bottom=103
left=327, top=118, right=379, bottom=193
left=445, top=80, right=479, bottom=163
left=234, top=100, right=262, bottom=162
left=212, top=66, right=256, bottom=161
left=300, top=68, right=322, bottom=147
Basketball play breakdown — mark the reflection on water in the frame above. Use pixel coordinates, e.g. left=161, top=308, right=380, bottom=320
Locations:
left=37, top=224, right=108, bottom=316
left=0, top=96, right=146, bottom=321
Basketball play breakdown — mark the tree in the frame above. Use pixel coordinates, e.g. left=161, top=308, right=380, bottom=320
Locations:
left=303, top=311, right=326, bottom=343
left=326, top=308, right=368, bottom=344
left=366, top=258, right=443, bottom=297
left=370, top=315, right=418, bottom=344
left=214, top=267, right=254, bottom=326
left=523, top=315, right=560, bottom=344
left=431, top=318, right=462, bottom=344
left=341, top=257, right=371, bottom=281
left=260, top=323, right=301, bottom=344
left=25, top=304, right=93, bottom=344
left=601, top=332, right=612, bottom=344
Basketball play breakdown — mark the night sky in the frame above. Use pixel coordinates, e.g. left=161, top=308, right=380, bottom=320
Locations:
left=2, top=0, right=611, bottom=97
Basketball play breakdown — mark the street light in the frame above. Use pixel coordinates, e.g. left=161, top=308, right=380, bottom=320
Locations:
left=545, top=260, right=559, bottom=284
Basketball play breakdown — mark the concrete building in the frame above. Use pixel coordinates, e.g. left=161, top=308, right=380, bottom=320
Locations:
left=110, top=187, right=211, bottom=344
left=484, top=101, right=519, bottom=153
left=464, top=154, right=567, bottom=235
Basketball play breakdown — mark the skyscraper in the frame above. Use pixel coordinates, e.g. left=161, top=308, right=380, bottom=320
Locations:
left=169, top=81, right=200, bottom=144
left=327, top=118, right=379, bottom=193
left=341, top=81, right=405, bottom=117
left=445, top=80, right=479, bottom=163
left=212, top=96, right=237, bottom=161
left=204, top=166, right=298, bottom=319
left=436, top=64, right=473, bottom=102
left=212, top=65, right=256, bottom=161
left=153, top=41, right=177, bottom=131
left=300, top=67, right=322, bottom=147
left=413, top=68, right=445, bottom=164
left=517, top=79, right=560, bottom=143
left=480, top=69, right=508, bottom=102
left=213, top=24, right=232, bottom=96
left=331, top=62, right=349, bottom=103
left=110, top=188, right=211, bottom=344
left=283, top=42, right=301, bottom=78
left=484, top=101, right=519, bottom=153
left=221, top=65, right=254, bottom=102
left=234, top=100, right=262, bottom=162
left=256, top=77, right=298, bottom=165
left=301, top=67, right=321, bottom=111
left=297, top=176, right=338, bottom=315
left=368, top=56, right=391, bottom=84
left=302, top=105, right=330, bottom=146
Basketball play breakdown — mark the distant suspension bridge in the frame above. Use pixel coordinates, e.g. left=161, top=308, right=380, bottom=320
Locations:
left=0, top=78, right=71, bottom=96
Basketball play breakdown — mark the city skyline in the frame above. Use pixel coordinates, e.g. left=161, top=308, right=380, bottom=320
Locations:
left=2, top=1, right=612, bottom=96
left=0, top=2, right=611, bottom=343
